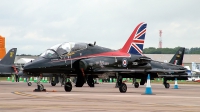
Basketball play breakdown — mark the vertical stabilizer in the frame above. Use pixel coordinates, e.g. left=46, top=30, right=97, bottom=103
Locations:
left=120, top=22, right=147, bottom=55
left=0, top=48, right=17, bottom=65
left=169, top=47, right=185, bottom=65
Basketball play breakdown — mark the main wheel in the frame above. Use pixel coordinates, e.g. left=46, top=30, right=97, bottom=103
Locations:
left=164, top=83, right=170, bottom=89
left=27, top=82, right=32, bottom=86
left=119, top=83, right=127, bottom=93
left=134, top=82, right=139, bottom=88
left=87, top=80, right=94, bottom=87
left=87, top=75, right=95, bottom=87
left=51, top=81, right=56, bottom=86
left=64, top=82, right=72, bottom=92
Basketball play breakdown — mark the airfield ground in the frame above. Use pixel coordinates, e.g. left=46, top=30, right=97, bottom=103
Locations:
left=0, top=81, right=200, bottom=112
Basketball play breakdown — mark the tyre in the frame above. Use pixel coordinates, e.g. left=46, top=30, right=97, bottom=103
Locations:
left=164, top=83, right=170, bottom=89
left=134, top=82, right=139, bottom=88
left=64, top=82, right=72, bottom=92
left=119, top=83, right=127, bottom=93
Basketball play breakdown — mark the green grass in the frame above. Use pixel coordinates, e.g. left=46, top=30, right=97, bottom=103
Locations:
left=0, top=77, right=9, bottom=81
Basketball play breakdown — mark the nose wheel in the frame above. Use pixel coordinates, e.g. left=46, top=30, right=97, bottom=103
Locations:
left=33, top=76, right=46, bottom=92
left=34, top=84, right=46, bottom=92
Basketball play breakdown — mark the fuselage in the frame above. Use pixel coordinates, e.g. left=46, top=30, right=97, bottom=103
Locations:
left=23, top=43, right=149, bottom=74
left=23, top=42, right=186, bottom=78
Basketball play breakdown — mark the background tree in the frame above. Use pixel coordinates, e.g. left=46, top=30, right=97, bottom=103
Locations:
left=143, top=47, right=200, bottom=54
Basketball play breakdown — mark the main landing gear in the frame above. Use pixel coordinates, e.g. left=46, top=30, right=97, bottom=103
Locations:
left=64, top=75, right=72, bottom=92
left=64, top=75, right=95, bottom=92
left=64, top=82, right=72, bottom=92
left=87, top=75, right=95, bottom=87
left=132, top=78, right=139, bottom=88
left=115, top=74, right=127, bottom=93
left=34, top=75, right=46, bottom=92
left=163, top=77, right=170, bottom=89
left=51, top=77, right=57, bottom=86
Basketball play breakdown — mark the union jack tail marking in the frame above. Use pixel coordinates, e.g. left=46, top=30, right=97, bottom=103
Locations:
left=120, top=22, right=147, bottom=55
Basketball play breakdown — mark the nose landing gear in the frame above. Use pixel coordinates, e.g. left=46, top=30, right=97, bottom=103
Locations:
left=33, top=75, right=46, bottom=92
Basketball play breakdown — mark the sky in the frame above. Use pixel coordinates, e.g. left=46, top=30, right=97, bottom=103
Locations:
left=0, top=0, right=200, bottom=55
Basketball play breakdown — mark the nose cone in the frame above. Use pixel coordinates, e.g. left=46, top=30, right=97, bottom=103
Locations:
left=23, top=62, right=35, bottom=70
left=23, top=57, right=48, bottom=70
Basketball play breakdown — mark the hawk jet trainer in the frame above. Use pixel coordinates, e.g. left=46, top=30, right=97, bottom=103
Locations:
left=21, top=22, right=188, bottom=93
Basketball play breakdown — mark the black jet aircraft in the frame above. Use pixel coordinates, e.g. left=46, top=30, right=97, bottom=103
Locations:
left=22, top=22, right=188, bottom=93
left=0, top=48, right=18, bottom=76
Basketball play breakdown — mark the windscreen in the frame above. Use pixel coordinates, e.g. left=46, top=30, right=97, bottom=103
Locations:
left=40, top=49, right=59, bottom=59
left=40, top=42, right=88, bottom=58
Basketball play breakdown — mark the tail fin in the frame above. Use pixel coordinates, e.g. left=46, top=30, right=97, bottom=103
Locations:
left=169, top=47, right=185, bottom=65
left=120, top=22, right=147, bottom=55
left=0, top=48, right=17, bottom=65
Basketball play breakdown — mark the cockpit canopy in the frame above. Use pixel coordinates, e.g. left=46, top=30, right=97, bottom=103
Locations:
left=40, top=42, right=87, bottom=58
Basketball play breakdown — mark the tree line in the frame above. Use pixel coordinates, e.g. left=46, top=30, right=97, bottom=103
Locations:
left=16, top=47, right=200, bottom=55
left=143, top=47, right=200, bottom=54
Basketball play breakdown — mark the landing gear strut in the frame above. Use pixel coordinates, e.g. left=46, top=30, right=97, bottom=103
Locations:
left=115, top=73, right=127, bottom=93
left=34, top=75, right=46, bottom=92
left=163, top=77, right=170, bottom=89
left=59, top=74, right=66, bottom=86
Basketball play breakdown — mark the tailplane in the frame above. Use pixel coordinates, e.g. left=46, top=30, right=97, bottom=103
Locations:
left=0, top=48, right=17, bottom=65
left=169, top=47, right=185, bottom=65
left=120, top=22, right=147, bottom=55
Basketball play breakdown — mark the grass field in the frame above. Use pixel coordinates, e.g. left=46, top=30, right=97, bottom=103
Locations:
left=0, top=77, right=8, bottom=81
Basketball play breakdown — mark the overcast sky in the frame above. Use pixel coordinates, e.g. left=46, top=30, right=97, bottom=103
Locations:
left=0, top=0, right=199, bottom=55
